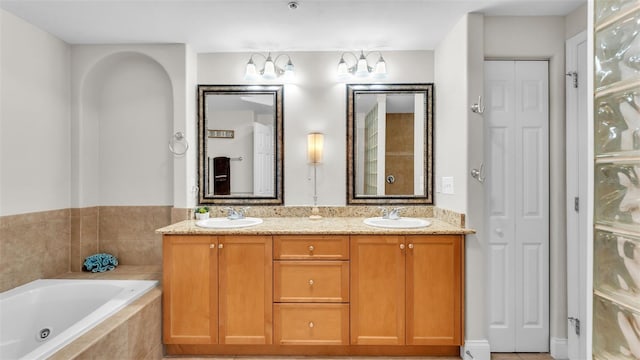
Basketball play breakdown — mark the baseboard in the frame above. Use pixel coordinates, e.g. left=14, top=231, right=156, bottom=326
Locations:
left=550, top=337, right=568, bottom=359
left=461, top=340, right=491, bottom=360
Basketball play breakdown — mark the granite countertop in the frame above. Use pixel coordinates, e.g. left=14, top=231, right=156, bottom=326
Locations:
left=156, top=217, right=474, bottom=235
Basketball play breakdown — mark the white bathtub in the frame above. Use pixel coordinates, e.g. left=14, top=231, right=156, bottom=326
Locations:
left=0, top=279, right=158, bottom=360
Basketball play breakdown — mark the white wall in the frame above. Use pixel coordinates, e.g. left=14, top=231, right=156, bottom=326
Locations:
left=0, top=9, right=71, bottom=216
left=434, top=13, right=488, bottom=354
left=70, top=44, right=193, bottom=208
left=82, top=52, right=173, bottom=206
left=197, top=51, right=434, bottom=205
left=484, top=15, right=568, bottom=344
left=565, top=3, right=588, bottom=40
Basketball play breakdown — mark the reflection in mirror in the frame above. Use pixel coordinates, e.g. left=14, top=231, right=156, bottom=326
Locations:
left=347, top=83, right=433, bottom=205
left=198, top=85, right=283, bottom=205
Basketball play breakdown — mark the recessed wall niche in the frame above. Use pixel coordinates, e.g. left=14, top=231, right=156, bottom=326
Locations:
left=81, top=51, right=174, bottom=205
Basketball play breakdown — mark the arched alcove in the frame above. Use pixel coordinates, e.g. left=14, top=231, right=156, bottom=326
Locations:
left=80, top=51, right=174, bottom=206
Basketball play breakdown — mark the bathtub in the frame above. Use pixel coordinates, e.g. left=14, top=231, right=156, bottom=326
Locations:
left=0, top=279, right=158, bottom=360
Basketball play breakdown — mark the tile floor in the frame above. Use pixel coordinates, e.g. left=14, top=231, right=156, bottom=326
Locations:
left=164, top=354, right=554, bottom=360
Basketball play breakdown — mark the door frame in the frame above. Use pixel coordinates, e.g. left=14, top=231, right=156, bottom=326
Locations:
left=565, top=30, right=588, bottom=360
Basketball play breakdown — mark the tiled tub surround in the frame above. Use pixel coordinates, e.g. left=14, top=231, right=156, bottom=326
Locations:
left=49, top=267, right=163, bottom=360
left=0, top=209, right=71, bottom=293
left=0, top=206, right=171, bottom=293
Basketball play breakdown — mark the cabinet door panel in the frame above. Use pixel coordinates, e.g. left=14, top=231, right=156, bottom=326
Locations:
left=163, top=235, right=217, bottom=344
left=218, top=235, right=273, bottom=344
left=406, top=235, right=462, bottom=345
left=350, top=235, right=405, bottom=345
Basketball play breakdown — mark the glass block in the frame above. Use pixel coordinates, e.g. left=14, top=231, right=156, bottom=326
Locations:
left=593, top=295, right=640, bottom=359
left=594, top=229, right=640, bottom=307
left=596, top=0, right=638, bottom=26
left=595, top=10, right=640, bottom=89
left=595, top=86, right=640, bottom=155
left=595, top=162, right=640, bottom=230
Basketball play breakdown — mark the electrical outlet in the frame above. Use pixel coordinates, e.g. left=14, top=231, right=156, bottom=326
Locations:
left=442, top=176, right=454, bottom=194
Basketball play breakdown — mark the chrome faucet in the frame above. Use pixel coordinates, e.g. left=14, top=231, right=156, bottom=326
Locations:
left=379, top=207, right=404, bottom=220
left=222, top=207, right=249, bottom=220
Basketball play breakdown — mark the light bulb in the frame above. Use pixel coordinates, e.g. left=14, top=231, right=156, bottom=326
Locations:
left=372, top=56, right=387, bottom=79
left=244, top=58, right=258, bottom=81
left=283, top=59, right=295, bottom=81
left=262, top=55, right=276, bottom=80
left=337, top=57, right=349, bottom=78
left=355, top=52, right=369, bottom=78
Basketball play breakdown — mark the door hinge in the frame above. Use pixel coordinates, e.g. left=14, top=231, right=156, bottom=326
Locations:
left=569, top=317, right=581, bottom=336
left=574, top=197, right=579, bottom=212
left=566, top=71, right=578, bottom=88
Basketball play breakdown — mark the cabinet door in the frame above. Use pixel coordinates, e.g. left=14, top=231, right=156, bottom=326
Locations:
left=350, top=235, right=405, bottom=345
left=406, top=235, right=463, bottom=345
left=218, top=235, right=273, bottom=344
left=163, top=235, right=217, bottom=344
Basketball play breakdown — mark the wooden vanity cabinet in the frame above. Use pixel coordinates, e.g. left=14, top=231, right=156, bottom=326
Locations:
left=273, top=235, right=350, bottom=346
left=163, top=235, right=273, bottom=345
left=350, top=234, right=463, bottom=346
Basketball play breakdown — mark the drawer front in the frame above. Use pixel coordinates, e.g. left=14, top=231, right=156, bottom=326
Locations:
left=274, top=304, right=349, bottom=345
left=274, top=261, right=349, bottom=302
left=274, top=235, right=349, bottom=260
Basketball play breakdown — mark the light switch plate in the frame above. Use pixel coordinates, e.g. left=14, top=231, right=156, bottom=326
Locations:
left=442, top=176, right=454, bottom=194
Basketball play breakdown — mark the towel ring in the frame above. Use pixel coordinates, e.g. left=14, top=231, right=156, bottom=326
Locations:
left=169, top=131, right=189, bottom=156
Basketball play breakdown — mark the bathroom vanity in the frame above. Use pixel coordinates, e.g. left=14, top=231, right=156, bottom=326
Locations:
left=157, top=217, right=472, bottom=356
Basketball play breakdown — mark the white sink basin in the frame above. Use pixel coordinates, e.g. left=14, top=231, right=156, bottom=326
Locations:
left=196, top=217, right=263, bottom=228
left=363, top=217, right=431, bottom=229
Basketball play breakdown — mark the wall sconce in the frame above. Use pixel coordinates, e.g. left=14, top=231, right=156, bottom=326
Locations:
left=307, top=132, right=324, bottom=220
left=337, top=50, right=387, bottom=80
left=244, top=52, right=295, bottom=81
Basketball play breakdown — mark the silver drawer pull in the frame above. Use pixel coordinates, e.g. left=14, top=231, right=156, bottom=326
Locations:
left=308, top=245, right=315, bottom=252
left=309, top=321, right=314, bottom=328
left=308, top=279, right=314, bottom=286
left=218, top=243, right=224, bottom=249
left=408, top=243, right=414, bottom=249
left=399, top=244, right=405, bottom=250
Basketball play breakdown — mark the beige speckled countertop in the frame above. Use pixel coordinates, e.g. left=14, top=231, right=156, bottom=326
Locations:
left=156, top=217, right=474, bottom=235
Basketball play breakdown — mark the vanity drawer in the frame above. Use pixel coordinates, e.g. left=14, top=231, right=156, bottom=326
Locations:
left=274, top=303, right=349, bottom=345
left=274, top=235, right=349, bottom=260
left=274, top=261, right=349, bottom=302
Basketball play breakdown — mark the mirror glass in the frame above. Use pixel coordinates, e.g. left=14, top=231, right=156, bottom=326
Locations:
left=347, top=83, right=433, bottom=204
left=198, top=85, right=283, bottom=205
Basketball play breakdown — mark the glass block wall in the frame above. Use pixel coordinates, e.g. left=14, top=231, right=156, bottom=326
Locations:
left=593, top=1, right=640, bottom=359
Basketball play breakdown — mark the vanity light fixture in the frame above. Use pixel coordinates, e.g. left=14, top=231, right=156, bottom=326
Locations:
left=244, top=52, right=295, bottom=81
left=337, top=50, right=387, bottom=80
left=307, top=132, right=324, bottom=220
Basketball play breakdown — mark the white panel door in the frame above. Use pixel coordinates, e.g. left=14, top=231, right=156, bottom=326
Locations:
left=253, top=122, right=273, bottom=196
left=485, top=60, right=549, bottom=352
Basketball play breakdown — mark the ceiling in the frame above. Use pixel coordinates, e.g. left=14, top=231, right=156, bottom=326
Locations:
left=1, top=0, right=586, bottom=53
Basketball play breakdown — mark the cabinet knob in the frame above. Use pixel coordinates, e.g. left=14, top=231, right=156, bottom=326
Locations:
left=308, top=321, right=314, bottom=328
left=218, top=243, right=224, bottom=249
left=308, top=279, right=314, bottom=286
left=308, top=245, right=315, bottom=252
left=408, top=243, right=414, bottom=249
left=399, top=244, right=405, bottom=250
left=210, top=244, right=215, bottom=249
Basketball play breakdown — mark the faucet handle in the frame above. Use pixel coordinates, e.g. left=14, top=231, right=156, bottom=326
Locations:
left=378, top=206, right=389, bottom=218
left=388, top=207, right=405, bottom=219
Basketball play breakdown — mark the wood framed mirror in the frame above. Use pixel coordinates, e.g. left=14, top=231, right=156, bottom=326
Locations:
left=198, top=84, right=283, bottom=205
left=347, top=83, right=433, bottom=205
